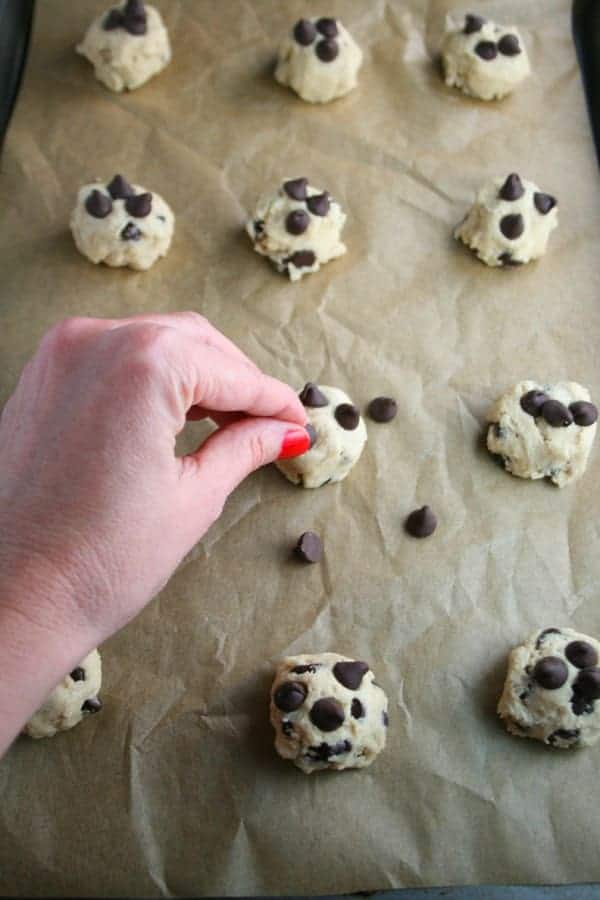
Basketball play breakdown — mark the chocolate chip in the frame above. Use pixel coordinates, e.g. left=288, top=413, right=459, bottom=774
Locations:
left=253, top=219, right=265, bottom=236
left=281, top=720, right=294, bottom=736
left=533, top=656, right=568, bottom=690
left=292, top=664, right=320, bottom=674
left=295, top=531, right=323, bottom=563
left=82, top=697, right=102, bottom=714
left=534, top=193, right=557, bottom=215
left=535, top=628, right=562, bottom=649
left=499, top=173, right=525, bottom=202
left=498, top=34, right=521, bottom=56
left=310, top=697, right=345, bottom=731
left=121, top=222, right=142, bottom=241
left=571, top=694, right=594, bottom=716
left=293, top=18, right=317, bottom=46
left=85, top=190, right=112, bottom=219
left=299, top=382, right=328, bottom=407
left=368, top=396, right=397, bottom=423
left=107, top=174, right=135, bottom=199
left=316, top=17, right=338, bottom=38
left=286, top=250, right=316, bottom=269
left=520, top=389, right=550, bottom=417
left=498, top=253, right=523, bottom=267
left=104, top=9, right=123, bottom=30
left=474, top=40, right=497, bottom=60
left=492, top=423, right=506, bottom=439
left=283, top=177, right=309, bottom=201
left=306, top=423, right=317, bottom=447
left=123, top=0, right=147, bottom=35
left=307, top=739, right=351, bottom=761
left=274, top=680, right=307, bottom=712
left=125, top=193, right=152, bottom=218
left=334, top=403, right=360, bottom=430
left=383, top=711, right=389, bottom=727
left=351, top=698, right=365, bottom=719
left=573, top=667, right=600, bottom=700
left=316, top=39, right=339, bottom=62
left=499, top=213, right=524, bottom=240
left=70, top=667, right=86, bottom=682
left=541, top=399, right=573, bottom=428
left=333, top=660, right=369, bottom=690
left=285, top=209, right=310, bottom=236
left=464, top=14, right=486, bottom=34
left=306, top=193, right=330, bottom=217
left=405, top=505, right=437, bottom=539
left=548, top=728, right=580, bottom=744
left=569, top=401, right=598, bottom=427
left=566, top=641, right=598, bottom=669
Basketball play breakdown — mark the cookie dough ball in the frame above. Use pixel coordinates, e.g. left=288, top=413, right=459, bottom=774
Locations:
left=441, top=13, right=530, bottom=101
left=498, top=628, right=600, bottom=749
left=24, top=650, right=103, bottom=740
left=275, top=17, right=363, bottom=104
left=487, top=380, right=597, bottom=488
left=70, top=174, right=174, bottom=271
left=270, top=653, right=389, bottom=773
left=455, top=173, right=558, bottom=267
left=246, top=178, right=347, bottom=281
left=276, top=383, right=367, bottom=488
left=76, top=0, right=171, bottom=92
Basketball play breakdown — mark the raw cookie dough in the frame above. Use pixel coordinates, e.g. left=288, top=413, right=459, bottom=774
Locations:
left=276, top=383, right=367, bottom=488
left=76, top=0, right=171, bottom=92
left=441, top=13, right=530, bottom=101
left=71, top=174, right=174, bottom=271
left=486, top=380, right=597, bottom=488
left=24, top=650, right=103, bottom=739
left=246, top=178, right=347, bottom=281
left=498, top=628, right=600, bottom=749
left=275, top=17, right=363, bottom=103
left=270, top=652, right=389, bottom=773
left=455, top=173, right=558, bottom=267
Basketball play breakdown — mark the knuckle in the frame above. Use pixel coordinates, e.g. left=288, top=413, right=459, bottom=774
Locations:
left=247, top=430, right=269, bottom=470
left=41, top=317, right=89, bottom=353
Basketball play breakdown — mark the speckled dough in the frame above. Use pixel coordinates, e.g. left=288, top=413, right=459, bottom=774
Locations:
left=71, top=178, right=174, bottom=271
left=76, top=2, right=171, bottom=92
left=276, top=385, right=367, bottom=488
left=24, top=650, right=103, bottom=739
left=441, top=14, right=530, bottom=101
left=246, top=179, right=346, bottom=281
left=498, top=628, right=600, bottom=749
left=275, top=17, right=363, bottom=103
left=487, top=380, right=597, bottom=487
left=270, top=652, right=388, bottom=773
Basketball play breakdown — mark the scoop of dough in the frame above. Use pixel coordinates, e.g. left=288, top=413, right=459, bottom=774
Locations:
left=24, top=650, right=103, bottom=739
left=275, top=16, right=363, bottom=104
left=270, top=652, right=389, bottom=773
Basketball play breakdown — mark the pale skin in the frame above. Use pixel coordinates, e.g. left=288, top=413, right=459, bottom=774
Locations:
left=0, top=312, right=310, bottom=756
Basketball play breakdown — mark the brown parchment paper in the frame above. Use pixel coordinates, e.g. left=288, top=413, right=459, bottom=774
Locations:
left=2, top=0, right=600, bottom=895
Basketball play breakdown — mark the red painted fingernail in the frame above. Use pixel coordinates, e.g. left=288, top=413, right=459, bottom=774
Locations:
left=278, top=427, right=312, bottom=460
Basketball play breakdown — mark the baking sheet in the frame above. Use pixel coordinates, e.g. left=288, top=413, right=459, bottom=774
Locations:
left=1, top=0, right=600, bottom=895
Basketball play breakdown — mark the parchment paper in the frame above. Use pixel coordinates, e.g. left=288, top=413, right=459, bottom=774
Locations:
left=1, top=0, right=600, bottom=895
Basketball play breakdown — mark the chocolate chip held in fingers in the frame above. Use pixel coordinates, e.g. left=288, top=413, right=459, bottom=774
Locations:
left=295, top=531, right=323, bottom=564
left=405, top=506, right=437, bottom=539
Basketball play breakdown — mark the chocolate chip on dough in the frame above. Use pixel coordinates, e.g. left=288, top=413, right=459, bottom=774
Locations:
left=70, top=668, right=86, bottom=682
left=285, top=209, right=310, bottom=236
left=500, top=213, right=524, bottom=240
left=283, top=178, right=309, bottom=201
left=286, top=250, right=316, bottom=269
left=299, top=383, right=328, bottom=407
left=293, top=19, right=317, bottom=46
left=333, top=660, right=369, bottom=690
left=121, top=222, right=142, bottom=241
left=498, top=34, right=521, bottom=56
left=107, top=174, right=135, bottom=199
left=541, top=399, right=573, bottom=428
left=566, top=641, right=598, bottom=670
left=125, top=193, right=152, bottom=218
left=464, top=14, right=486, bottom=34
left=351, top=698, right=365, bottom=718
left=533, top=657, right=568, bottom=690
left=310, top=697, right=345, bottom=731
left=316, top=39, right=339, bottom=63
left=475, top=40, right=497, bottom=60
left=306, top=193, right=330, bottom=217
left=82, top=697, right=103, bottom=713
left=520, top=389, right=549, bottom=417
left=274, top=681, right=307, bottom=712
left=534, top=193, right=557, bottom=215
left=569, top=401, right=598, bottom=427
left=334, top=403, right=360, bottom=430
left=316, top=18, right=338, bottom=38
left=499, top=173, right=525, bottom=202
left=85, top=190, right=112, bottom=219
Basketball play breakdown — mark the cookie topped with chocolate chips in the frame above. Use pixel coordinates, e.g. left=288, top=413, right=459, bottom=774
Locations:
left=24, top=650, right=103, bottom=740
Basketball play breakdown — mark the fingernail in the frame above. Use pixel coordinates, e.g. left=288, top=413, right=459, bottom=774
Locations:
left=278, top=427, right=312, bottom=460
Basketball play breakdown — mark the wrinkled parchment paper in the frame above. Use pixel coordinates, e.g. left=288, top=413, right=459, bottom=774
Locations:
left=2, top=0, right=600, bottom=895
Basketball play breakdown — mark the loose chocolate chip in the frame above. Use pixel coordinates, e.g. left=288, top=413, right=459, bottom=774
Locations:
left=85, top=190, right=112, bottom=219
left=286, top=250, right=316, bottom=269
left=520, top=389, right=549, bottom=417
left=121, top=222, right=142, bottom=241
left=107, top=174, right=135, bottom=199
left=316, top=17, right=338, bottom=38
left=405, top=505, right=437, bottom=539
left=70, top=667, right=86, bottom=682
left=306, top=193, right=330, bottom=217
left=281, top=720, right=294, bottom=736
left=566, top=641, right=598, bottom=669
left=541, top=399, right=573, bottom=428
left=464, top=14, right=486, bottom=34
left=316, top=39, right=339, bottom=62
left=383, top=711, right=389, bottom=727
left=498, top=253, right=523, bottom=267
left=569, top=401, right=598, bottom=427
left=299, top=382, right=328, bottom=407
left=104, top=9, right=123, bottom=30
left=333, top=660, right=369, bottom=690
left=310, top=697, right=345, bottom=732
left=573, top=668, right=600, bottom=700
left=498, top=34, right=521, bottom=56
left=306, top=424, right=317, bottom=447
left=274, top=680, right=307, bottom=712
left=499, top=173, right=525, bottom=202
left=285, top=209, right=310, bottom=236
left=351, top=698, right=365, bottom=719
left=533, top=656, right=568, bottom=690
left=334, top=403, right=360, bottom=430
left=499, top=213, right=524, bottom=240
left=474, top=40, right=497, bottom=60
left=82, top=697, right=102, bottom=714
left=295, top=531, right=323, bottom=563
left=293, top=18, right=317, bottom=46
left=368, top=396, right=397, bottom=423
left=534, top=192, right=557, bottom=215
left=125, top=193, right=152, bottom=218
left=535, top=627, right=562, bottom=649
left=292, top=664, right=320, bottom=674
left=283, top=177, right=309, bottom=201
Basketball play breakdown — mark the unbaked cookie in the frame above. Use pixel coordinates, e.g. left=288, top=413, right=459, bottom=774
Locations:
left=275, top=17, right=363, bottom=103
left=71, top=174, right=174, bottom=270
left=24, top=650, right=103, bottom=740
left=498, top=628, right=600, bottom=749
left=441, top=13, right=530, bottom=101
left=486, top=380, right=597, bottom=487
left=270, top=652, right=388, bottom=773
left=76, top=0, right=171, bottom=92
left=275, top=383, right=367, bottom=488
left=455, top=173, right=558, bottom=267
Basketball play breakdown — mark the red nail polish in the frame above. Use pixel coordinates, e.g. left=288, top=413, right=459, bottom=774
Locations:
left=278, top=427, right=312, bottom=460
